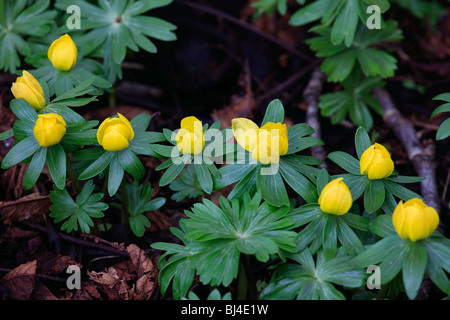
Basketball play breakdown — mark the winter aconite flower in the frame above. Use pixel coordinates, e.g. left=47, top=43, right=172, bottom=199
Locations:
left=48, top=34, right=78, bottom=71
left=97, top=113, right=135, bottom=152
left=33, top=113, right=67, bottom=147
left=11, top=71, right=46, bottom=111
left=318, top=178, right=353, bottom=215
left=360, top=143, right=394, bottom=180
left=232, top=118, right=288, bottom=164
left=392, top=198, right=439, bottom=242
left=176, top=116, right=205, bottom=155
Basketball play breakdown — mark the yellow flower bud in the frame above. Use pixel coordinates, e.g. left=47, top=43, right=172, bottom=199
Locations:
left=97, top=113, right=135, bottom=152
left=360, top=143, right=394, bottom=180
left=11, top=71, right=46, bottom=111
left=318, top=178, right=353, bottom=215
left=231, top=119, right=289, bottom=164
left=252, top=122, right=288, bottom=164
left=392, top=198, right=439, bottom=242
left=176, top=116, right=205, bottom=155
left=33, top=113, right=67, bottom=147
left=48, top=34, right=78, bottom=71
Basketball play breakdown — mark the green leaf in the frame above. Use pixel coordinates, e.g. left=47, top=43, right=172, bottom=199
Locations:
left=118, top=148, right=145, bottom=181
left=47, top=144, right=67, bottom=190
left=214, top=163, right=258, bottom=190
left=432, top=93, right=450, bottom=103
left=194, top=162, right=213, bottom=194
left=364, top=179, right=385, bottom=213
left=436, top=118, right=450, bottom=140
left=316, top=168, right=330, bottom=195
left=387, top=175, right=426, bottom=184
left=323, top=215, right=338, bottom=259
left=368, top=214, right=397, bottom=238
left=327, top=151, right=360, bottom=175
left=352, top=235, right=403, bottom=268
left=23, top=147, right=47, bottom=190
left=431, top=102, right=450, bottom=117
left=331, top=0, right=359, bottom=47
left=336, top=218, right=365, bottom=256
left=403, top=241, right=428, bottom=300
left=321, top=49, right=356, bottom=82
left=159, top=161, right=186, bottom=186
left=0, top=129, right=14, bottom=141
left=354, top=127, right=371, bottom=159
left=339, top=173, right=368, bottom=201
left=261, top=99, right=285, bottom=126
left=108, top=153, right=124, bottom=197
left=289, top=0, right=329, bottom=26
left=49, top=181, right=107, bottom=234
left=10, top=99, right=38, bottom=122
left=383, top=179, right=422, bottom=201
left=279, top=160, right=318, bottom=203
left=363, top=0, right=390, bottom=13
left=130, top=113, right=151, bottom=132
left=227, top=165, right=258, bottom=200
left=340, top=212, right=369, bottom=231
left=129, top=214, right=151, bottom=237
left=1, top=136, right=39, bottom=169
left=0, top=0, right=56, bottom=73
left=78, top=150, right=113, bottom=180
left=256, top=169, right=290, bottom=207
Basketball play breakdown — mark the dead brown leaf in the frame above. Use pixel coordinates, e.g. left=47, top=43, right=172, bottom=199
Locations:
left=0, top=193, right=50, bottom=224
left=1, top=260, right=37, bottom=300
left=82, top=244, right=156, bottom=300
left=127, top=244, right=156, bottom=300
left=31, top=280, right=58, bottom=300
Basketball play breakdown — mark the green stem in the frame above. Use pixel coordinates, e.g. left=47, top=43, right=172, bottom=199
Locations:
left=109, top=83, right=117, bottom=107
left=120, top=178, right=131, bottom=236
left=237, top=254, right=259, bottom=300
left=66, top=155, right=82, bottom=194
left=376, top=283, right=390, bottom=300
left=237, top=262, right=248, bottom=300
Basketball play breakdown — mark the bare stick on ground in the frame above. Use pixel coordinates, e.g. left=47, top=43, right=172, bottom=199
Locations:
left=303, top=68, right=327, bottom=168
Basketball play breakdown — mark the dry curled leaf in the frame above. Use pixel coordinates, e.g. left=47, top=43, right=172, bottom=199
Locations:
left=0, top=193, right=50, bottom=224
left=83, top=244, right=156, bottom=300
left=127, top=244, right=156, bottom=300
left=1, top=260, right=37, bottom=300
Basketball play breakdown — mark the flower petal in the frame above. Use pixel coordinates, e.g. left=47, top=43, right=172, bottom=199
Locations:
left=232, top=118, right=259, bottom=152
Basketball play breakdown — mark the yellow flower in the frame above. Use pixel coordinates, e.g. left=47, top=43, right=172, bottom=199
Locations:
left=175, top=116, right=205, bottom=155
left=33, top=113, right=67, bottom=147
left=392, top=198, right=439, bottom=242
left=231, top=118, right=288, bottom=164
left=360, top=143, right=394, bottom=179
left=97, top=113, right=134, bottom=152
left=11, top=71, right=46, bottom=111
left=48, top=34, right=78, bottom=71
left=318, top=178, right=353, bottom=215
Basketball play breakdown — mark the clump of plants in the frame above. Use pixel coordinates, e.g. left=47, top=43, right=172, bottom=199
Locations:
left=0, top=0, right=449, bottom=301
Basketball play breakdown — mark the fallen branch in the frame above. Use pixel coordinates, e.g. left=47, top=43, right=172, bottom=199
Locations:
left=374, top=88, right=441, bottom=300
left=303, top=68, right=327, bottom=168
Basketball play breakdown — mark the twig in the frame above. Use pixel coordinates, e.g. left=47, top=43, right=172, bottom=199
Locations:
left=303, top=68, right=327, bottom=168
left=374, top=88, right=442, bottom=300
left=175, top=0, right=313, bottom=62
left=0, top=267, right=67, bottom=283
left=255, top=60, right=321, bottom=106
left=23, top=221, right=131, bottom=258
